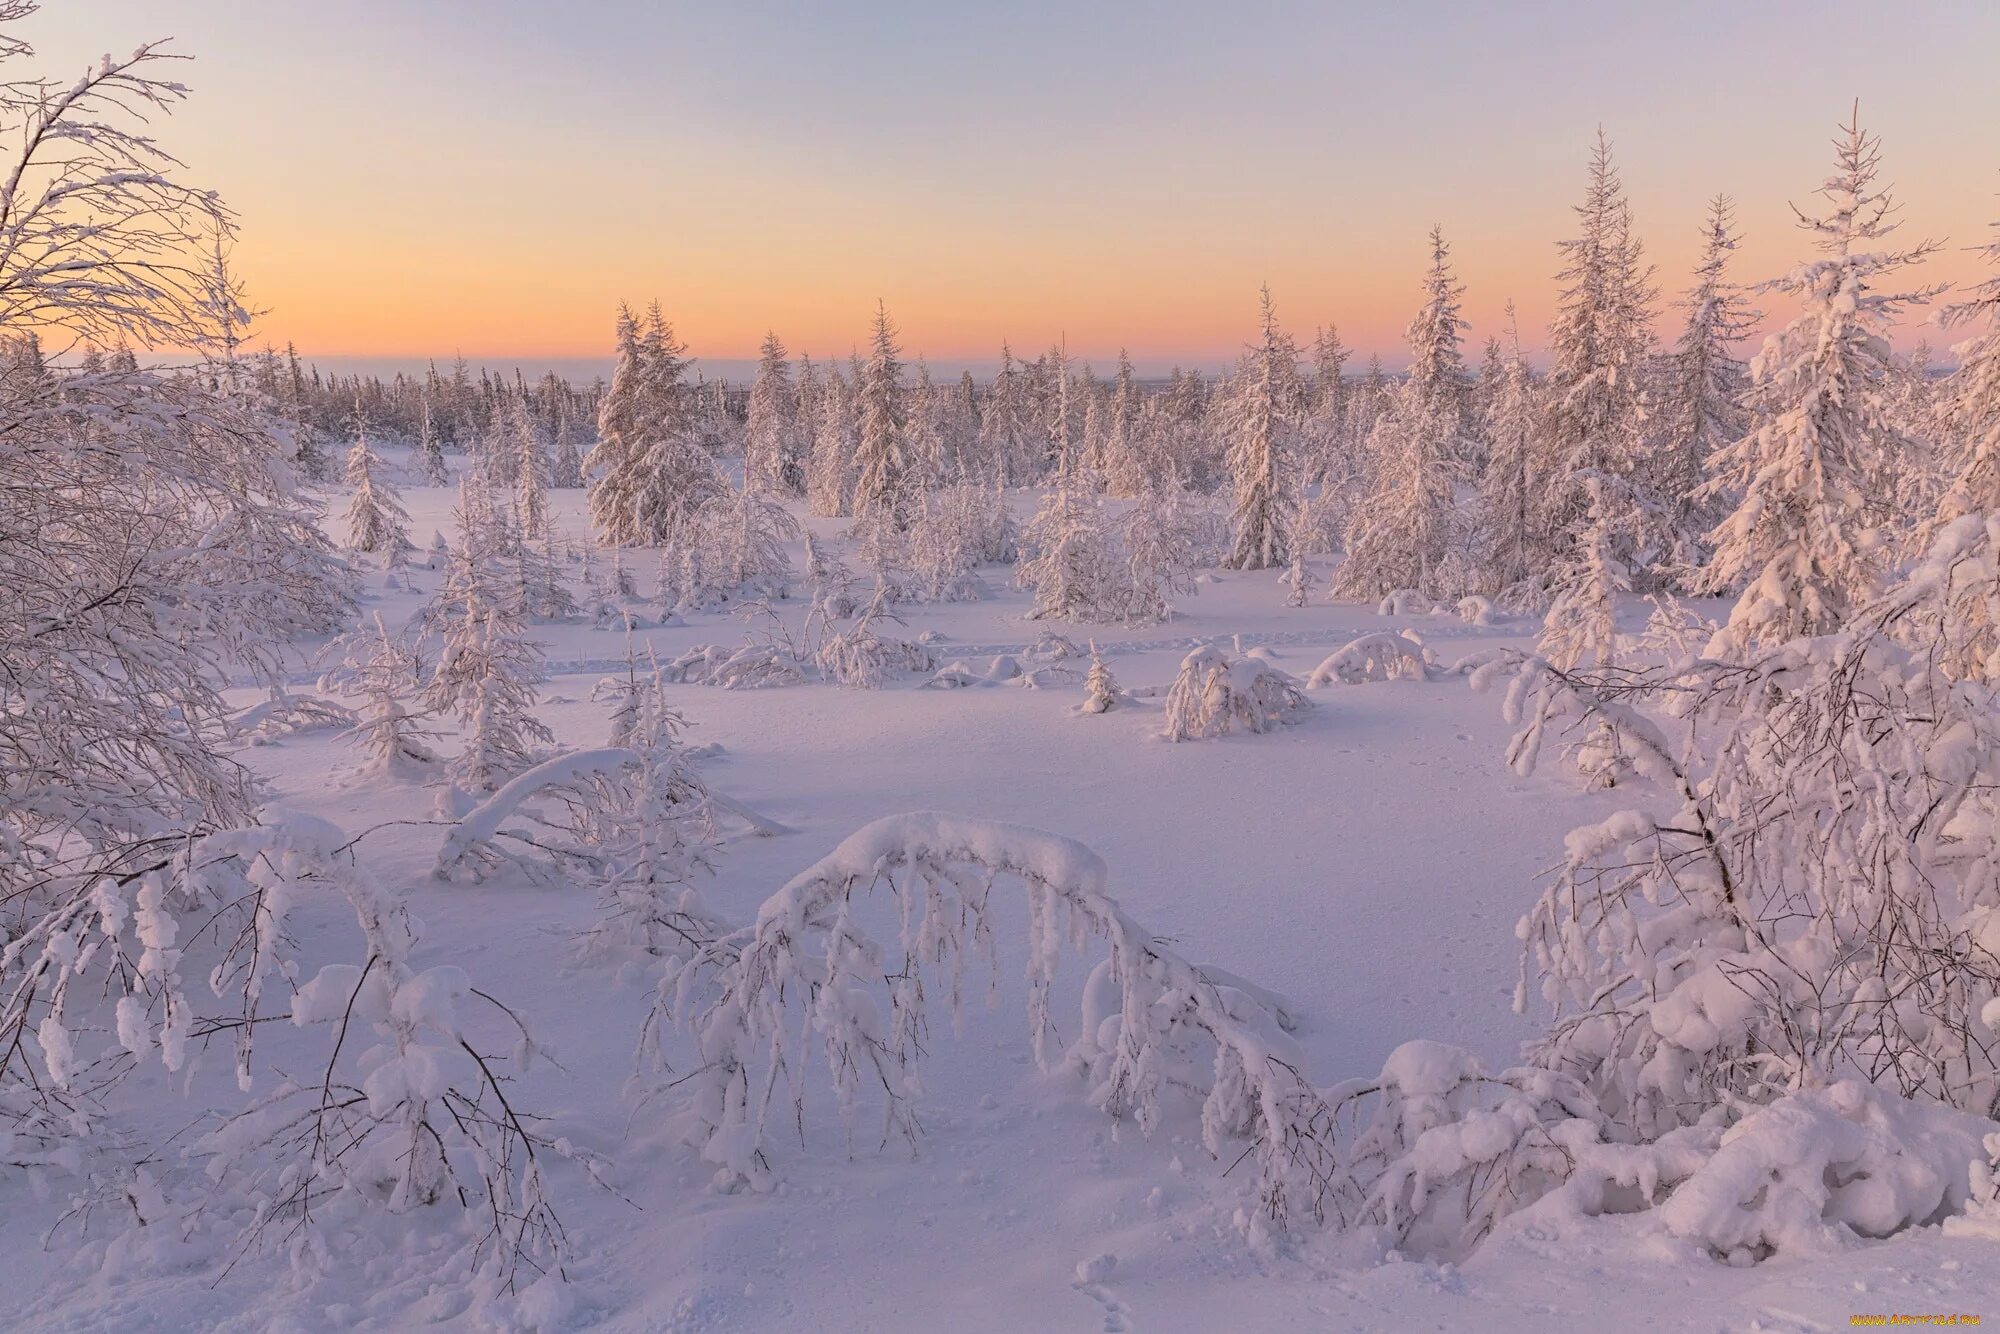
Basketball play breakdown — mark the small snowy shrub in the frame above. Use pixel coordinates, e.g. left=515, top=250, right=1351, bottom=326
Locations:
left=813, top=588, right=937, bottom=688
left=1656, top=1081, right=1990, bottom=1261
left=1078, top=643, right=1123, bottom=713
left=1307, top=631, right=1438, bottom=686
left=1162, top=646, right=1310, bottom=740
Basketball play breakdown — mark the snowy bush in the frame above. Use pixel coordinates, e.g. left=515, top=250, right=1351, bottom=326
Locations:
left=1485, top=610, right=2000, bottom=1141
left=186, top=816, right=597, bottom=1295
left=1162, top=646, right=1311, bottom=740
left=1018, top=486, right=1128, bottom=622
left=1307, top=632, right=1438, bottom=686
left=812, top=587, right=937, bottom=688
left=1652, top=1081, right=1989, bottom=1262
left=1375, top=588, right=1437, bottom=617
left=666, top=641, right=810, bottom=690
left=1318, top=1040, right=1705, bottom=1259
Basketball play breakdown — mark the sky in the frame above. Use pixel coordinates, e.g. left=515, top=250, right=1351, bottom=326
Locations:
left=24, top=1, right=2000, bottom=377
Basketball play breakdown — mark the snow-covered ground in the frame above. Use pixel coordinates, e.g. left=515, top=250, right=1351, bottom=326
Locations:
left=10, top=462, right=2000, bottom=1333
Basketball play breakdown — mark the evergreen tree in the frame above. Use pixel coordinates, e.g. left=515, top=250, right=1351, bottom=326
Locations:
left=418, top=393, right=448, bottom=485
left=979, top=344, right=1034, bottom=485
left=1936, top=203, right=2000, bottom=525
left=1538, top=131, right=1659, bottom=578
left=745, top=330, right=802, bottom=497
left=511, top=393, right=550, bottom=541
left=1305, top=325, right=1352, bottom=489
left=1478, top=302, right=1541, bottom=597
left=807, top=368, right=855, bottom=517
left=1702, top=108, right=1943, bottom=655
left=853, top=301, right=912, bottom=525
left=550, top=393, right=585, bottom=489
left=1224, top=286, right=1300, bottom=570
left=1651, top=196, right=1757, bottom=576
left=588, top=302, right=724, bottom=548
left=343, top=412, right=412, bottom=555
left=1336, top=236, right=1473, bottom=599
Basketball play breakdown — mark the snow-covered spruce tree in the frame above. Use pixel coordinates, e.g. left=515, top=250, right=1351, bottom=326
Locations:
left=1078, top=642, right=1123, bottom=713
left=1283, top=542, right=1316, bottom=607
left=853, top=301, right=913, bottom=527
left=1934, top=192, right=2000, bottom=530
left=516, top=537, right=579, bottom=621
left=588, top=302, right=724, bottom=548
left=1302, top=324, right=1353, bottom=492
left=1100, top=350, right=1145, bottom=496
left=576, top=696, right=724, bottom=960
left=908, top=484, right=992, bottom=602
left=510, top=392, right=551, bottom=541
left=423, top=518, right=554, bottom=792
left=1017, top=484, right=1125, bottom=622
left=330, top=612, right=440, bottom=781
left=1701, top=109, right=1942, bottom=656
left=1224, top=286, right=1301, bottom=570
left=1537, top=474, right=1630, bottom=672
left=1336, top=234, right=1476, bottom=601
left=1649, top=197, right=1756, bottom=578
left=905, top=357, right=949, bottom=493
left=745, top=330, right=803, bottom=497
left=418, top=393, right=450, bottom=485
left=1478, top=302, right=1542, bottom=599
left=706, top=472, right=801, bottom=599
left=807, top=367, right=855, bottom=517
left=980, top=343, right=1037, bottom=485
left=550, top=391, right=586, bottom=489
left=1122, top=477, right=1201, bottom=622
left=1404, top=226, right=1474, bottom=445
left=343, top=414, right=413, bottom=555
left=1536, top=130, right=1659, bottom=583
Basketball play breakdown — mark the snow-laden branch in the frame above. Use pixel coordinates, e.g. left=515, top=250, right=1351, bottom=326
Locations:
left=643, top=812, right=1342, bottom=1228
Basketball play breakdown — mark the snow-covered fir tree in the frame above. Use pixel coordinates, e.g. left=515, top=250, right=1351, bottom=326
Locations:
left=708, top=472, right=801, bottom=597
left=1079, top=642, right=1123, bottom=713
left=1701, top=109, right=1942, bottom=655
left=511, top=392, right=550, bottom=541
left=588, top=302, right=724, bottom=547
left=1478, top=302, right=1541, bottom=598
left=418, top=393, right=449, bottom=485
left=422, top=538, right=554, bottom=792
left=342, top=413, right=412, bottom=555
left=1336, top=233, right=1473, bottom=601
left=1304, top=324, right=1353, bottom=491
left=1537, top=131, right=1659, bottom=582
left=1224, top=286, right=1301, bottom=570
left=1018, top=484, right=1124, bottom=621
left=1282, top=541, right=1316, bottom=607
left=1935, top=203, right=2000, bottom=527
left=980, top=343, right=1035, bottom=485
left=745, top=330, right=803, bottom=497
left=853, top=301, right=912, bottom=526
left=1651, top=195, right=1757, bottom=576
left=551, top=392, right=586, bottom=489
left=1539, top=474, right=1630, bottom=670
left=1122, top=477, right=1201, bottom=622
left=808, top=368, right=855, bottom=517
left=333, top=612, right=439, bottom=781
